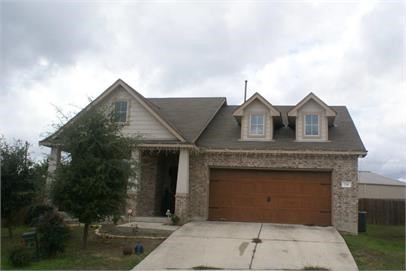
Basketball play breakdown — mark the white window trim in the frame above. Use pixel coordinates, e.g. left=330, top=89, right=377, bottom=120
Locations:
left=248, top=112, right=265, bottom=137
left=303, top=113, right=320, bottom=137
left=113, top=100, right=130, bottom=124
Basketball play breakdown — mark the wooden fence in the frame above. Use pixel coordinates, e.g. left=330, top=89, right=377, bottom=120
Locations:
left=358, top=199, right=405, bottom=225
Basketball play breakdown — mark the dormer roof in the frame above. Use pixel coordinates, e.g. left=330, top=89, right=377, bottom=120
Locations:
left=233, top=92, right=280, bottom=117
left=287, top=92, right=337, bottom=117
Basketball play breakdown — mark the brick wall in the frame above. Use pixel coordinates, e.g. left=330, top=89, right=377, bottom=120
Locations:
left=189, top=152, right=359, bottom=234
left=133, top=151, right=159, bottom=216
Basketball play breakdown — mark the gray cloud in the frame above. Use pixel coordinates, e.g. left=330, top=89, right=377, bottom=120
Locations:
left=1, top=0, right=102, bottom=87
left=1, top=1, right=405, bottom=180
left=358, top=2, right=404, bottom=75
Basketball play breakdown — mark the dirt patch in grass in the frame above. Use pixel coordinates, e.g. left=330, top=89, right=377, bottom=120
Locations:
left=1, top=225, right=164, bottom=270
left=342, top=224, right=405, bottom=270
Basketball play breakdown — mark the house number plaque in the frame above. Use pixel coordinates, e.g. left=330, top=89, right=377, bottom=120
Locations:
left=341, top=180, right=352, bottom=188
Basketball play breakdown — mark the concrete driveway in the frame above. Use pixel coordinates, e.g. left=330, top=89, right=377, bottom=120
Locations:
left=134, top=221, right=358, bottom=270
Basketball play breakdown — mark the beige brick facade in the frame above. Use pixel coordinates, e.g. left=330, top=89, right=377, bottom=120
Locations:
left=134, top=151, right=159, bottom=216
left=131, top=151, right=359, bottom=234
left=188, top=152, right=359, bottom=234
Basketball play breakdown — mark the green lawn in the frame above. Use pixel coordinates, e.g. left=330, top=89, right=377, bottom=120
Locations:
left=1, top=225, right=163, bottom=270
left=342, top=224, right=405, bottom=270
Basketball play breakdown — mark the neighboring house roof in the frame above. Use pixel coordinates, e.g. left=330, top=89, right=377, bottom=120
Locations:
left=197, top=105, right=367, bottom=153
left=359, top=171, right=406, bottom=186
left=148, top=97, right=226, bottom=143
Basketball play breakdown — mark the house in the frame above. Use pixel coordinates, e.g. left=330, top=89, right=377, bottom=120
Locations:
left=40, top=79, right=367, bottom=234
left=358, top=171, right=406, bottom=199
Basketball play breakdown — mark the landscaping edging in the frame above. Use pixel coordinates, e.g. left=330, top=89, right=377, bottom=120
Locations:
left=94, top=225, right=168, bottom=240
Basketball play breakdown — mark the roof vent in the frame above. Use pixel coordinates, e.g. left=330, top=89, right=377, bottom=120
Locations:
left=244, top=80, right=248, bottom=102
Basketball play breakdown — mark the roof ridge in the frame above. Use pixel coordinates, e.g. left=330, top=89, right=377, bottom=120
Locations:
left=148, top=97, right=226, bottom=99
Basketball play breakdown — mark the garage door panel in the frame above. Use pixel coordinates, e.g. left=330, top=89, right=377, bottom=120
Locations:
left=209, top=169, right=331, bottom=226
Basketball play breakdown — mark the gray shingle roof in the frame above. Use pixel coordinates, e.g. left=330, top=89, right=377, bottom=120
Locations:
left=359, top=171, right=405, bottom=186
left=196, top=104, right=367, bottom=152
left=40, top=78, right=366, bottom=153
left=148, top=97, right=226, bottom=143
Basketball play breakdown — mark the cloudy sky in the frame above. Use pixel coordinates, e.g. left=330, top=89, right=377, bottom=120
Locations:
left=1, top=0, right=405, bottom=180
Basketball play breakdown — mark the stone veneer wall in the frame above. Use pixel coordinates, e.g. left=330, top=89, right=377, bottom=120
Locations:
left=189, top=152, right=359, bottom=234
left=175, top=193, right=189, bottom=224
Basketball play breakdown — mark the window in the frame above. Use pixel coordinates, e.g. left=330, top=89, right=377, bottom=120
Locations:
left=250, top=113, right=265, bottom=135
left=113, top=101, right=128, bottom=123
left=304, top=114, right=319, bottom=136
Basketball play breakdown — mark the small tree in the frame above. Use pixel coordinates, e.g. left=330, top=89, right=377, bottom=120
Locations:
left=50, top=107, right=136, bottom=248
left=0, top=137, right=35, bottom=237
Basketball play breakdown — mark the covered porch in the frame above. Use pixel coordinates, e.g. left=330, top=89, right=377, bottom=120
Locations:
left=46, top=145, right=193, bottom=223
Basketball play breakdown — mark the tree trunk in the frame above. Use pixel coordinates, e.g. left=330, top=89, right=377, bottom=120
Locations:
left=82, top=223, right=89, bottom=249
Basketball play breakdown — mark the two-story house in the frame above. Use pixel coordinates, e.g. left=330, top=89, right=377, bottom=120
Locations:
left=40, top=79, right=367, bottom=233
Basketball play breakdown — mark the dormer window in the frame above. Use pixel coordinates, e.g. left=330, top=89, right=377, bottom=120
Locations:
left=288, top=93, right=336, bottom=141
left=304, top=114, right=319, bottom=136
left=113, top=101, right=128, bottom=123
left=233, top=92, right=280, bottom=141
left=249, top=113, right=265, bottom=136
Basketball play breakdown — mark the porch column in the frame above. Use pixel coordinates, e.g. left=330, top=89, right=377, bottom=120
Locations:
left=46, top=146, right=61, bottom=201
left=175, top=149, right=189, bottom=222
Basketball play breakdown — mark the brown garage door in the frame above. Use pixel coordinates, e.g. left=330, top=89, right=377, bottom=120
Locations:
left=209, top=169, right=331, bottom=225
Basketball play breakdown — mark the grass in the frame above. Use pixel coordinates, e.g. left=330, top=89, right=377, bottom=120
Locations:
left=342, top=224, right=405, bottom=270
left=1, top=225, right=164, bottom=270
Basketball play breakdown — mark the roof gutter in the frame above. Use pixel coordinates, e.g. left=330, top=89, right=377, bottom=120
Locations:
left=200, top=148, right=368, bottom=157
left=138, top=143, right=199, bottom=151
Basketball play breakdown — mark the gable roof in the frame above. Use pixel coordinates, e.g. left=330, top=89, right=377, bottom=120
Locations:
left=233, top=92, right=280, bottom=117
left=288, top=92, right=337, bottom=117
left=39, top=79, right=186, bottom=146
left=359, top=171, right=406, bottom=186
left=197, top=104, right=367, bottom=154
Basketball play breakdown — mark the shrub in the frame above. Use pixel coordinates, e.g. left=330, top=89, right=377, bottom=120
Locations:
left=9, top=246, right=32, bottom=267
left=170, top=214, right=180, bottom=225
left=25, top=204, right=54, bottom=226
left=112, top=213, right=121, bottom=225
left=35, top=210, right=70, bottom=257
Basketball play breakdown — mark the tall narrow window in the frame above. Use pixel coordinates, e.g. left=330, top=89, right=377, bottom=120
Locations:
left=114, top=101, right=128, bottom=123
left=304, top=114, right=319, bottom=136
left=250, top=113, right=265, bottom=135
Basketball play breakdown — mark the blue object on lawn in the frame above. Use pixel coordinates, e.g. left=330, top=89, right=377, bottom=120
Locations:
left=134, top=243, right=144, bottom=254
